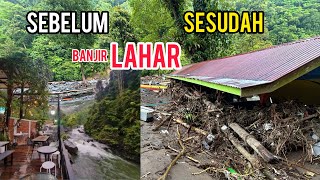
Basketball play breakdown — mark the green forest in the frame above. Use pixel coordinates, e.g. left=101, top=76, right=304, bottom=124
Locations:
left=0, top=0, right=319, bottom=163
left=1, top=0, right=318, bottom=80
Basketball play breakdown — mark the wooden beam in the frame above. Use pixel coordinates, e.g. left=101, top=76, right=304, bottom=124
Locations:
left=228, top=134, right=260, bottom=168
left=229, top=123, right=276, bottom=163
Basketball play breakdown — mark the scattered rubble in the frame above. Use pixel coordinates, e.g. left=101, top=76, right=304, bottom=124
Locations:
left=142, top=79, right=320, bottom=180
left=48, top=79, right=107, bottom=92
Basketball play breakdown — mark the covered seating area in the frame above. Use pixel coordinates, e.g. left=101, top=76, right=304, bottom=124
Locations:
left=0, top=68, right=69, bottom=179
left=0, top=123, right=62, bottom=179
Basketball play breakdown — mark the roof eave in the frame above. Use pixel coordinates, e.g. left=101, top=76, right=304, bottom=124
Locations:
left=241, top=56, right=320, bottom=97
left=166, top=75, right=242, bottom=96
left=167, top=57, right=320, bottom=97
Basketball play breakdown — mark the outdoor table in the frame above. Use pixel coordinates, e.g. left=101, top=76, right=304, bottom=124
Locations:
left=0, top=141, right=9, bottom=151
left=20, top=172, right=57, bottom=180
left=37, top=146, right=57, bottom=161
left=32, top=136, right=49, bottom=147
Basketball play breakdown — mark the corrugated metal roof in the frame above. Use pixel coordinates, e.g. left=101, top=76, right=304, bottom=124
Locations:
left=171, top=36, right=320, bottom=89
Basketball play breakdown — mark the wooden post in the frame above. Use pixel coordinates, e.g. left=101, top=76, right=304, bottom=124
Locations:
left=57, top=94, right=62, bottom=153
left=19, top=84, right=24, bottom=120
left=229, top=123, right=276, bottom=163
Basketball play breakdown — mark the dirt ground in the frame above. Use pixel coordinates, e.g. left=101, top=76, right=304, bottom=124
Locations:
left=141, top=88, right=219, bottom=179
left=140, top=83, right=320, bottom=180
left=141, top=122, right=215, bottom=180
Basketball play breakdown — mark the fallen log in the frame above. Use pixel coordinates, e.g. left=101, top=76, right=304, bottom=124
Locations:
left=222, top=129, right=276, bottom=179
left=174, top=118, right=208, bottom=136
left=294, top=113, right=319, bottom=125
left=153, top=114, right=172, bottom=131
left=158, top=125, right=185, bottom=180
left=228, top=134, right=260, bottom=168
left=229, top=123, right=276, bottom=163
left=167, top=145, right=200, bottom=163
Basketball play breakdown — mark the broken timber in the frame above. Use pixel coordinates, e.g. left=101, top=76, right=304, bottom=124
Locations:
left=229, top=123, right=276, bottom=163
left=175, top=118, right=208, bottom=136
left=228, top=134, right=260, bottom=168
left=152, top=114, right=172, bottom=131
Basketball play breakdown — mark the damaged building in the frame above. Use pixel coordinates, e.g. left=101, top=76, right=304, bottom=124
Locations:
left=168, top=36, right=320, bottom=105
left=141, top=36, right=320, bottom=180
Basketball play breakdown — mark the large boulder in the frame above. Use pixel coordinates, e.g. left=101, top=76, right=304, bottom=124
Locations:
left=64, top=140, right=78, bottom=154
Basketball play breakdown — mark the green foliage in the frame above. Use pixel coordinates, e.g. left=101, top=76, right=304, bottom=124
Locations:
left=130, top=0, right=177, bottom=42
left=63, top=107, right=91, bottom=127
left=85, top=90, right=140, bottom=161
left=61, top=132, right=69, bottom=140
left=130, top=0, right=319, bottom=68
left=0, top=132, right=8, bottom=141
left=234, top=0, right=320, bottom=45
left=110, top=7, right=137, bottom=49
left=265, top=0, right=320, bottom=44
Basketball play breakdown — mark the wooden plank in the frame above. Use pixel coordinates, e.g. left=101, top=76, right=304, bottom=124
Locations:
left=228, top=134, right=260, bottom=168
left=229, top=123, right=276, bottom=163
left=32, top=136, right=49, bottom=142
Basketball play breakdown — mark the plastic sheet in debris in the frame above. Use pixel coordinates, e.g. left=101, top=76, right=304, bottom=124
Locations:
left=312, top=142, right=320, bottom=156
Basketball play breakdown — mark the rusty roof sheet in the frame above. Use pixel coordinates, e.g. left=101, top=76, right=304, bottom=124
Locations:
left=172, top=36, right=320, bottom=89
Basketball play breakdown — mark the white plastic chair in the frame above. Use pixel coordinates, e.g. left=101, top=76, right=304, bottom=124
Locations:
left=40, top=161, right=56, bottom=177
left=50, top=151, right=61, bottom=168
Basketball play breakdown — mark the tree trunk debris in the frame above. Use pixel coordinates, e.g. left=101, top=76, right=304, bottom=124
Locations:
left=229, top=123, right=277, bottom=163
left=158, top=126, right=185, bottom=180
left=142, top=78, right=320, bottom=179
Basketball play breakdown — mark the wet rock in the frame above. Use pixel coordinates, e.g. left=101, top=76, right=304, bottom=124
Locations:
left=87, top=138, right=94, bottom=142
left=64, top=140, right=78, bottom=154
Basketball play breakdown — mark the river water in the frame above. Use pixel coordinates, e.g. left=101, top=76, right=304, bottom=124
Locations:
left=68, top=128, right=140, bottom=180
left=52, top=83, right=139, bottom=180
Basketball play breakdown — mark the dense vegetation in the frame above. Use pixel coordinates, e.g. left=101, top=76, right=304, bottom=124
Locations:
left=0, top=0, right=319, bottom=163
left=1, top=0, right=318, bottom=79
left=133, top=0, right=319, bottom=65
left=85, top=89, right=140, bottom=161
left=0, top=0, right=141, bottom=161
left=63, top=70, right=140, bottom=161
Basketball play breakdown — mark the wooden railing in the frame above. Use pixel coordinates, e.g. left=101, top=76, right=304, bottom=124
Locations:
left=60, top=139, right=76, bottom=180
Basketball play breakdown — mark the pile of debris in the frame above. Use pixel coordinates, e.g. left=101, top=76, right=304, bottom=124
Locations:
left=152, top=81, right=320, bottom=179
left=141, top=75, right=165, bottom=85
left=48, top=80, right=106, bottom=92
